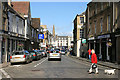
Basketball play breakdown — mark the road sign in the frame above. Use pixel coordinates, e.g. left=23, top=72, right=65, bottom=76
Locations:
left=38, top=34, right=44, bottom=39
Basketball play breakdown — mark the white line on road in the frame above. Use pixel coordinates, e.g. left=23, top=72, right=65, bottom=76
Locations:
left=0, top=69, right=11, bottom=78
left=34, top=58, right=47, bottom=68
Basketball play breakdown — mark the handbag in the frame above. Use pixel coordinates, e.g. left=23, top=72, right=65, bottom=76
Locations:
left=92, top=63, right=97, bottom=69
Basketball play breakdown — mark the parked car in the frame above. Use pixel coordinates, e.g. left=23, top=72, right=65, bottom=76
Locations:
left=28, top=50, right=40, bottom=60
left=34, top=50, right=42, bottom=59
left=10, top=50, right=32, bottom=65
left=39, top=50, right=47, bottom=57
left=48, top=50, right=61, bottom=61
left=61, top=49, right=66, bottom=55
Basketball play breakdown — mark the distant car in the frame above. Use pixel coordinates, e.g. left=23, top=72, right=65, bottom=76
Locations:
left=39, top=50, right=47, bottom=57
left=61, top=50, right=66, bottom=55
left=48, top=50, right=61, bottom=61
left=10, top=50, right=32, bottom=65
left=28, top=50, right=40, bottom=60
left=34, top=50, right=42, bottom=59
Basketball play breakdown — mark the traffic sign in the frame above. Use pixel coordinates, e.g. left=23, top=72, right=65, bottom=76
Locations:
left=38, top=34, right=44, bottom=39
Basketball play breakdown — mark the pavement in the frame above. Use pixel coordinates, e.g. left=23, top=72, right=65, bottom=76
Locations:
left=0, top=62, right=10, bottom=69
left=68, top=54, right=120, bottom=70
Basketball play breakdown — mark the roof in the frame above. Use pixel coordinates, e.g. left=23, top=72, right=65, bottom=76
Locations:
left=12, top=1, right=30, bottom=15
left=31, top=18, right=40, bottom=29
left=8, top=5, right=24, bottom=19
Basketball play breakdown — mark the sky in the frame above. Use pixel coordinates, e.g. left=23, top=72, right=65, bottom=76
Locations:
left=30, top=2, right=89, bottom=36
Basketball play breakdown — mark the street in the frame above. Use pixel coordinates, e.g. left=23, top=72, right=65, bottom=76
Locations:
left=1, top=55, right=118, bottom=78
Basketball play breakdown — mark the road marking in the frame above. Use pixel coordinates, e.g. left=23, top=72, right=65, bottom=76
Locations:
left=34, top=58, right=47, bottom=68
left=0, top=69, right=11, bottom=78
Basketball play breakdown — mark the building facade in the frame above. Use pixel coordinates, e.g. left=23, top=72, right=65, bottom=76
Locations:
left=73, top=12, right=86, bottom=57
left=86, top=1, right=120, bottom=63
left=12, top=1, right=33, bottom=50
left=31, top=18, right=40, bottom=49
left=57, top=36, right=68, bottom=49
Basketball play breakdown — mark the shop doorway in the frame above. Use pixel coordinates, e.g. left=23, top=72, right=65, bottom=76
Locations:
left=101, top=42, right=107, bottom=61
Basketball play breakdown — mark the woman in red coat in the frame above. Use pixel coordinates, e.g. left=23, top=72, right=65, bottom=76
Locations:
left=88, top=49, right=98, bottom=74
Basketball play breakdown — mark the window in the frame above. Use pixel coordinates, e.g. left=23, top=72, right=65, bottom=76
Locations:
left=101, top=2, right=103, bottom=10
left=80, top=17, right=84, bottom=23
left=80, top=29, right=84, bottom=38
left=95, top=3, right=97, bottom=14
left=90, top=23, right=92, bottom=34
left=2, top=18, right=6, bottom=30
left=95, top=21, right=97, bottom=34
left=100, top=18, right=103, bottom=32
left=108, top=15, right=110, bottom=31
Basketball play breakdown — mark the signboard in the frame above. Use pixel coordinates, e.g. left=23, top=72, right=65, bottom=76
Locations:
left=97, top=34, right=110, bottom=39
left=82, top=39, right=86, bottom=43
left=88, top=37, right=94, bottom=40
left=41, top=43, right=46, bottom=47
left=38, top=34, right=44, bottom=39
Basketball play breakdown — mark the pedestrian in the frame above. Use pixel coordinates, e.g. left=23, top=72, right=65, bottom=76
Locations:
left=88, top=49, right=98, bottom=74
left=88, top=49, right=92, bottom=59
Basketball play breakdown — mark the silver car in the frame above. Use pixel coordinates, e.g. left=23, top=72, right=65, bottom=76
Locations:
left=10, top=51, right=32, bottom=65
left=48, top=50, right=61, bottom=61
left=61, top=50, right=66, bottom=55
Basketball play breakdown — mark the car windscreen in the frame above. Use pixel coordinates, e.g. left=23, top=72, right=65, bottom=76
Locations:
left=55, top=49, right=60, bottom=51
left=61, top=50, right=65, bottom=52
left=12, top=52, right=24, bottom=55
left=39, top=50, right=44, bottom=52
left=50, top=50, right=59, bottom=53
left=29, top=51, right=36, bottom=54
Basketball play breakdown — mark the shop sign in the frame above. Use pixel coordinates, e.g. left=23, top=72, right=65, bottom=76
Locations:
left=41, top=43, right=46, bottom=47
left=82, top=39, right=86, bottom=43
left=115, top=34, right=120, bottom=37
left=106, top=42, right=112, bottom=47
left=88, top=37, right=94, bottom=40
left=97, top=34, right=110, bottom=39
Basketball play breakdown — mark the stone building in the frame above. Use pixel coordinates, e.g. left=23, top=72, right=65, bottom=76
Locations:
left=73, top=12, right=86, bottom=57
left=57, top=36, right=68, bottom=49
left=86, top=1, right=120, bottom=63
left=0, top=1, right=8, bottom=63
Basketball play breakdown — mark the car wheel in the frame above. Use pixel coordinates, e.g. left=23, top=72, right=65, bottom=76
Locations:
left=59, top=58, right=61, bottom=61
left=48, top=58, right=50, bottom=61
left=11, top=63, right=14, bottom=65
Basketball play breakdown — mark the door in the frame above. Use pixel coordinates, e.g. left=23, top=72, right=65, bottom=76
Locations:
left=101, top=42, right=107, bottom=61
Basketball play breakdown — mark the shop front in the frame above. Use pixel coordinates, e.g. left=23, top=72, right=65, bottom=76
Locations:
left=97, top=34, right=113, bottom=62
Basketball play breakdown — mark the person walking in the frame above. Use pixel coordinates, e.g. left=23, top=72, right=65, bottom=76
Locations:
left=88, top=49, right=91, bottom=59
left=88, top=49, right=98, bottom=74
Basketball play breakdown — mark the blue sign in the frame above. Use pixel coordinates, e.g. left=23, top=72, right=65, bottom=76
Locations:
left=38, top=34, right=44, bottom=39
